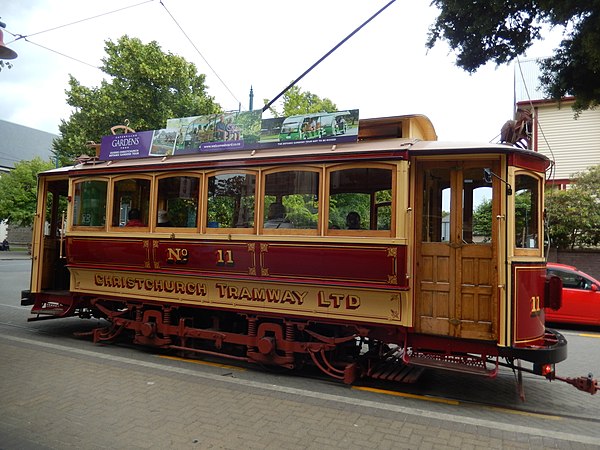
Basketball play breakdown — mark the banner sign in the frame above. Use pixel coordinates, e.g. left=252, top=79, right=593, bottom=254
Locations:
left=99, top=109, right=358, bottom=160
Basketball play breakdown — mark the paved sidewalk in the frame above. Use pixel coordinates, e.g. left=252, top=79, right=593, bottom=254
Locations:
left=1, top=333, right=598, bottom=450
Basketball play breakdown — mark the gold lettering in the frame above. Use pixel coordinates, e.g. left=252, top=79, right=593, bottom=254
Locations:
left=94, top=274, right=104, bottom=286
left=176, top=281, right=185, bottom=294
left=239, top=287, right=252, bottom=301
left=318, top=290, right=330, bottom=307
left=216, top=283, right=227, bottom=297
left=252, top=288, right=266, bottom=301
left=280, top=290, right=296, bottom=304
left=267, top=289, right=281, bottom=303
left=330, top=293, right=344, bottom=308
left=346, top=295, right=360, bottom=310
left=294, top=291, right=307, bottom=305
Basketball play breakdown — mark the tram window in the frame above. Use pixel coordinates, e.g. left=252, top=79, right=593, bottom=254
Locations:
left=207, top=173, right=255, bottom=229
left=328, top=167, right=392, bottom=231
left=73, top=180, right=107, bottom=227
left=463, top=168, right=492, bottom=244
left=263, top=170, right=319, bottom=230
left=422, top=168, right=451, bottom=242
left=112, top=178, right=151, bottom=227
left=156, top=176, right=199, bottom=228
left=514, top=174, right=539, bottom=249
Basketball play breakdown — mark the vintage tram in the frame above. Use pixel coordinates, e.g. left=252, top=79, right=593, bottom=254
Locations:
left=22, top=114, right=597, bottom=394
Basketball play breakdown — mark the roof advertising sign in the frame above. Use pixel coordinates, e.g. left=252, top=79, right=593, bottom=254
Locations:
left=99, top=109, right=358, bottom=160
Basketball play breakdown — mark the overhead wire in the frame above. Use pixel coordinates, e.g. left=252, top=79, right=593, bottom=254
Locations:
left=157, top=0, right=241, bottom=107
left=3, top=0, right=241, bottom=108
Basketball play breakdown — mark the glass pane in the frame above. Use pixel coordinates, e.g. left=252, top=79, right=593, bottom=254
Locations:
left=264, top=171, right=319, bottom=229
left=422, top=168, right=451, bottom=242
left=463, top=168, right=492, bottom=244
left=157, top=176, right=199, bottom=228
left=514, top=175, right=539, bottom=249
left=112, top=179, right=151, bottom=227
left=328, top=168, right=392, bottom=231
left=73, top=180, right=107, bottom=226
left=207, top=173, right=256, bottom=228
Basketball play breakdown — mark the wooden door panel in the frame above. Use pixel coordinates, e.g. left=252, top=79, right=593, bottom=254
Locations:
left=415, top=161, right=498, bottom=341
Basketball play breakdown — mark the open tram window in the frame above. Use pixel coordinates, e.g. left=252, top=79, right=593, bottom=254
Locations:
left=111, top=178, right=151, bottom=227
left=263, top=170, right=319, bottom=232
left=327, top=166, right=393, bottom=234
left=514, top=174, right=540, bottom=249
left=206, top=172, right=256, bottom=230
left=156, top=176, right=200, bottom=228
left=72, top=179, right=107, bottom=228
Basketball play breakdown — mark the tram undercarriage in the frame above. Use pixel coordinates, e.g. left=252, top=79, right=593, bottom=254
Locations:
left=22, top=291, right=598, bottom=395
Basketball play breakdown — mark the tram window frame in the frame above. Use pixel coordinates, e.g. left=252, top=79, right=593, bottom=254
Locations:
left=261, top=167, right=321, bottom=236
left=155, top=173, right=201, bottom=231
left=204, top=170, right=257, bottom=234
left=110, top=175, right=152, bottom=230
left=71, top=178, right=109, bottom=230
left=513, top=171, right=542, bottom=255
left=325, top=164, right=395, bottom=237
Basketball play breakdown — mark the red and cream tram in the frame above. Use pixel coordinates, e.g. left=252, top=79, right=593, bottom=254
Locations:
left=22, top=114, right=597, bottom=394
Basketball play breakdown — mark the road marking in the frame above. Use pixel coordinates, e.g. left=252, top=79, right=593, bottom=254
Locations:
left=484, top=405, right=561, bottom=420
left=352, top=386, right=459, bottom=405
left=579, top=333, right=600, bottom=339
left=0, top=333, right=597, bottom=445
left=158, top=354, right=245, bottom=371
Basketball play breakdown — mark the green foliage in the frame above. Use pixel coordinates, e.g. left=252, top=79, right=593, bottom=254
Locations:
left=264, top=85, right=337, bottom=117
left=53, top=35, right=220, bottom=165
left=427, top=0, right=600, bottom=111
left=473, top=198, right=492, bottom=238
left=546, top=165, right=600, bottom=249
left=0, top=157, right=54, bottom=227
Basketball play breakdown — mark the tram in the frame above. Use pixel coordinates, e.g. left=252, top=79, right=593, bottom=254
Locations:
left=22, top=113, right=597, bottom=394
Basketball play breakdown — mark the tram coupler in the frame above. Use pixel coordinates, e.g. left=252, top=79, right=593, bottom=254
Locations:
left=552, top=372, right=598, bottom=395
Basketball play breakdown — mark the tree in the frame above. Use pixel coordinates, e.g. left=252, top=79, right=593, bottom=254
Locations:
left=264, top=85, right=337, bottom=117
left=0, top=158, right=54, bottom=227
left=546, top=165, right=600, bottom=249
left=427, top=1, right=600, bottom=112
left=53, top=35, right=220, bottom=165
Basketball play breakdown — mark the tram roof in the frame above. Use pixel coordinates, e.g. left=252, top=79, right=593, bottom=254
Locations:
left=41, top=114, right=548, bottom=176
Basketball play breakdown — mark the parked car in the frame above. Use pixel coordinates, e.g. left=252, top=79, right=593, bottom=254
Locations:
left=545, top=262, right=600, bottom=326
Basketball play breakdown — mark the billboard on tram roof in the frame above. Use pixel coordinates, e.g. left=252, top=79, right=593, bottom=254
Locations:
left=99, top=109, right=358, bottom=160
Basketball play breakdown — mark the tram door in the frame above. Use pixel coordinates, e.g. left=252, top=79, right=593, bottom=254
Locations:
left=415, top=161, right=498, bottom=341
left=31, top=176, right=70, bottom=293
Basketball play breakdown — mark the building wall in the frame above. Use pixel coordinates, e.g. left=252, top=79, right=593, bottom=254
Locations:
left=548, top=248, right=600, bottom=282
left=532, top=101, right=600, bottom=182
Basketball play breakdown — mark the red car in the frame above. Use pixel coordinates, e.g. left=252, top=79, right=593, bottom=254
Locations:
left=545, top=262, right=600, bottom=326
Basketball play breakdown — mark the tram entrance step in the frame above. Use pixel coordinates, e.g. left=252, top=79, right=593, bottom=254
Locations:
left=406, top=351, right=497, bottom=377
left=368, top=361, right=424, bottom=383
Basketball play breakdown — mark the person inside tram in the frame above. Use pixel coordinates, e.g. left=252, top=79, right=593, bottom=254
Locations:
left=126, top=208, right=144, bottom=227
left=346, top=211, right=361, bottom=230
left=264, top=202, right=292, bottom=229
left=157, top=210, right=172, bottom=227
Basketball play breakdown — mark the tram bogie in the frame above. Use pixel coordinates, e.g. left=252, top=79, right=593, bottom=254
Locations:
left=22, top=114, right=598, bottom=395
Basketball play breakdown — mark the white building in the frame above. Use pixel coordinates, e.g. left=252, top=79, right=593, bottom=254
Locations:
left=514, top=59, right=600, bottom=188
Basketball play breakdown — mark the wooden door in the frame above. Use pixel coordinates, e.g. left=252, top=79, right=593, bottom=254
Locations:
left=415, top=161, right=498, bottom=340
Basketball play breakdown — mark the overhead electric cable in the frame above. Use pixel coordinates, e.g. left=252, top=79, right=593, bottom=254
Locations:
left=158, top=0, right=241, bottom=107
left=263, top=0, right=397, bottom=112
left=24, top=37, right=99, bottom=69
left=6, top=0, right=155, bottom=44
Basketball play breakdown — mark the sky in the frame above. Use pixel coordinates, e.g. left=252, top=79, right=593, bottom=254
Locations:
left=0, top=0, right=564, bottom=143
